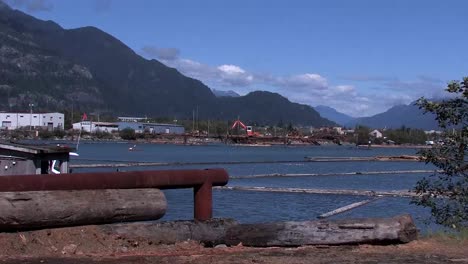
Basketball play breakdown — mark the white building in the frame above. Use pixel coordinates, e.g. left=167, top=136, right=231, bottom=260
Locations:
left=72, top=121, right=119, bottom=133
left=333, top=127, right=344, bottom=135
left=117, top=116, right=148, bottom=122
left=0, top=112, right=64, bottom=130
left=369, top=129, right=383, bottom=138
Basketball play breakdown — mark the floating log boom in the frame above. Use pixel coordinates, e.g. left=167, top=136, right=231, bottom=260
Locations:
left=318, top=199, right=378, bottom=218
left=70, top=155, right=422, bottom=169
left=218, top=186, right=416, bottom=197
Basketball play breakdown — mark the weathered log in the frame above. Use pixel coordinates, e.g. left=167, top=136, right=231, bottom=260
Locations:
left=225, top=214, right=418, bottom=246
left=100, top=218, right=238, bottom=246
left=0, top=189, right=166, bottom=231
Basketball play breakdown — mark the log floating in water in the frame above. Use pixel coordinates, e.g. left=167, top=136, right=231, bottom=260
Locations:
left=318, top=199, right=378, bottom=218
left=231, top=170, right=435, bottom=179
left=304, top=155, right=422, bottom=162
left=225, top=214, right=418, bottom=247
left=0, top=189, right=166, bottom=231
left=70, top=155, right=422, bottom=169
left=218, top=186, right=417, bottom=197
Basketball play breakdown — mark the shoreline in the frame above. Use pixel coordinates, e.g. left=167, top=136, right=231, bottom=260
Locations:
left=8, top=137, right=432, bottom=149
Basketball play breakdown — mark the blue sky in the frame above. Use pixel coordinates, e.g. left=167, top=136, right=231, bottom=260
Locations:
left=5, top=0, right=468, bottom=117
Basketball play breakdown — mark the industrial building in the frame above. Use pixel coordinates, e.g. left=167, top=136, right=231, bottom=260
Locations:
left=72, top=121, right=119, bottom=133
left=0, top=112, right=64, bottom=130
left=118, top=122, right=185, bottom=135
left=117, top=116, right=148, bottom=122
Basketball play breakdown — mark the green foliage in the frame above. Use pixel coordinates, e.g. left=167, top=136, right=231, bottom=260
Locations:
left=384, top=127, right=427, bottom=144
left=413, top=77, right=468, bottom=229
left=53, top=128, right=66, bottom=139
left=354, top=125, right=371, bottom=145
left=119, top=128, right=136, bottom=140
left=93, top=130, right=114, bottom=139
left=37, top=128, right=65, bottom=139
left=38, top=129, right=53, bottom=139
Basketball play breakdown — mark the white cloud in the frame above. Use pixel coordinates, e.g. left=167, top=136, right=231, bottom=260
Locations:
left=335, top=85, right=355, bottom=93
left=140, top=46, right=446, bottom=117
left=283, top=73, right=328, bottom=89
left=218, top=64, right=246, bottom=74
left=217, top=64, right=254, bottom=86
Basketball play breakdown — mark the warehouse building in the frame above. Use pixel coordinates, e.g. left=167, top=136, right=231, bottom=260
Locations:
left=0, top=112, right=64, bottom=130
left=72, top=121, right=119, bottom=133
left=118, top=122, right=185, bottom=135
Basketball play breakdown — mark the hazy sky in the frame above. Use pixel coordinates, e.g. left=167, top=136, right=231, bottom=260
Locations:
left=5, top=0, right=468, bottom=117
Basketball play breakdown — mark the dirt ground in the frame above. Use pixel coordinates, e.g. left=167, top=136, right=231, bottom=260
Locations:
left=0, top=225, right=467, bottom=264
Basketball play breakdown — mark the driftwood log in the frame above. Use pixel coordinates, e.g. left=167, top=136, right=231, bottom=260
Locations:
left=100, top=218, right=239, bottom=246
left=0, top=189, right=166, bottom=231
left=225, top=214, right=418, bottom=246
left=99, top=215, right=416, bottom=246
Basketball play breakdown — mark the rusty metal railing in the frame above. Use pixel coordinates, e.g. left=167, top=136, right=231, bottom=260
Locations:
left=0, top=168, right=229, bottom=221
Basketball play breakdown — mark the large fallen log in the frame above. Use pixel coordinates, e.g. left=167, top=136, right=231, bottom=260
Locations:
left=100, top=218, right=239, bottom=246
left=0, top=189, right=166, bottom=231
left=225, top=214, right=418, bottom=246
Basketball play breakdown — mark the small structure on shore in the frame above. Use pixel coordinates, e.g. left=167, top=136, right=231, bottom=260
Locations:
left=0, top=141, right=74, bottom=175
left=369, top=129, right=383, bottom=138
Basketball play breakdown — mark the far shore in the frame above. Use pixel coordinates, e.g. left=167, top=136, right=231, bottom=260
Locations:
left=3, top=136, right=434, bottom=149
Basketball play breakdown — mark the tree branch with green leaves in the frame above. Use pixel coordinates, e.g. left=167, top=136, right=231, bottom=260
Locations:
left=413, top=77, right=467, bottom=229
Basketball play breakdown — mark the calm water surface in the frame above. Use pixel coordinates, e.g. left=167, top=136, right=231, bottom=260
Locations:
left=71, top=142, right=437, bottom=231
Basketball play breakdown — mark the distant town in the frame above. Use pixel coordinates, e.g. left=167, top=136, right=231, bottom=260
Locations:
left=0, top=111, right=443, bottom=146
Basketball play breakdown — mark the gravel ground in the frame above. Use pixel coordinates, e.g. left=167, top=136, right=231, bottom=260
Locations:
left=0, top=224, right=466, bottom=264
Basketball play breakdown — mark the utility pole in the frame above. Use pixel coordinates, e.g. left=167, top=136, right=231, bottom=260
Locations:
left=196, top=106, right=199, bottom=132
left=192, top=109, right=195, bottom=133
left=29, top=103, right=34, bottom=131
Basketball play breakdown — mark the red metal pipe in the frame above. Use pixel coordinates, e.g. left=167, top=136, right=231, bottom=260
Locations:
left=0, top=168, right=229, bottom=221
left=0, top=168, right=228, bottom=191
left=194, top=181, right=213, bottom=221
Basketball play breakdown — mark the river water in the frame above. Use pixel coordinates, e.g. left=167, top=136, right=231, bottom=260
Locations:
left=71, top=142, right=439, bottom=231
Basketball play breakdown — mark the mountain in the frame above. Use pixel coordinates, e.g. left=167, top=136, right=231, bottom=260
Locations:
left=212, top=89, right=240, bottom=97
left=346, top=102, right=439, bottom=130
left=217, top=91, right=335, bottom=126
left=314, top=105, right=355, bottom=126
left=0, top=1, right=332, bottom=126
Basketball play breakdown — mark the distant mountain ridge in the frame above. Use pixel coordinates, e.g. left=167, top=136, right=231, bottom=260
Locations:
left=346, top=102, right=439, bottom=130
left=314, top=105, right=355, bottom=126
left=212, top=89, right=240, bottom=97
left=0, top=1, right=333, bottom=126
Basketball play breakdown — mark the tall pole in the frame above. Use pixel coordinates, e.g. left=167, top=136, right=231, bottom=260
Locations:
left=71, top=101, right=74, bottom=126
left=196, top=105, right=199, bottom=132
left=29, top=103, right=34, bottom=131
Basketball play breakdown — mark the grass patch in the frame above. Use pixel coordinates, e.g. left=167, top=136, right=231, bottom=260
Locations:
left=423, top=227, right=468, bottom=243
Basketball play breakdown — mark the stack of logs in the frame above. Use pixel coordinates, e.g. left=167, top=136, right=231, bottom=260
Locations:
left=0, top=189, right=418, bottom=246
